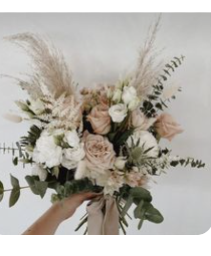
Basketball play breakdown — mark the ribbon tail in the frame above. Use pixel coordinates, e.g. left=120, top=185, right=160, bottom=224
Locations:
left=86, top=197, right=104, bottom=235
left=102, top=195, right=119, bottom=235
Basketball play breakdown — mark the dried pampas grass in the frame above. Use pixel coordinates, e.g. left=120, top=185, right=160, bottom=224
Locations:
left=5, top=33, right=75, bottom=100
left=129, top=15, right=163, bottom=98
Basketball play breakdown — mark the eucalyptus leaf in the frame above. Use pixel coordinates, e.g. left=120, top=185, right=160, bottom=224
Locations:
left=9, top=187, right=20, bottom=207
left=25, top=175, right=40, bottom=195
left=138, top=218, right=145, bottom=230
left=10, top=174, right=20, bottom=188
left=134, top=200, right=145, bottom=219
left=34, top=180, right=48, bottom=198
left=144, top=203, right=164, bottom=223
left=12, top=157, right=18, bottom=166
left=130, top=187, right=152, bottom=202
left=0, top=181, right=4, bottom=202
left=121, top=195, right=133, bottom=217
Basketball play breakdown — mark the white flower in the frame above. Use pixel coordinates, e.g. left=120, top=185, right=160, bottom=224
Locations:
left=128, top=97, right=140, bottom=111
left=33, top=130, right=63, bottom=168
left=114, top=157, right=126, bottom=170
left=64, top=130, right=80, bottom=148
left=112, top=88, right=122, bottom=102
left=32, top=164, right=48, bottom=181
left=95, top=170, right=124, bottom=195
left=122, top=86, right=137, bottom=105
left=108, top=104, right=127, bottom=123
left=127, top=130, right=159, bottom=158
left=62, top=144, right=85, bottom=170
left=30, top=99, right=45, bottom=115
left=75, top=160, right=87, bottom=180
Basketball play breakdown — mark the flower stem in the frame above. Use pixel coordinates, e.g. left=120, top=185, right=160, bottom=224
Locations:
left=3, top=186, right=30, bottom=192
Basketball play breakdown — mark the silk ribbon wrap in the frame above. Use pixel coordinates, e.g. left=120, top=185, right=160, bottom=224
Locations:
left=86, top=195, right=119, bottom=235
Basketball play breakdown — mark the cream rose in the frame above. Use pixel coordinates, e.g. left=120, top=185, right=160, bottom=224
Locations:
left=87, top=104, right=111, bottom=134
left=84, top=132, right=116, bottom=176
left=155, top=113, right=183, bottom=141
left=108, top=104, right=127, bottom=123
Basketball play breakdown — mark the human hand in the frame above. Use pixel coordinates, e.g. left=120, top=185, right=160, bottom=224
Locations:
left=53, top=192, right=100, bottom=222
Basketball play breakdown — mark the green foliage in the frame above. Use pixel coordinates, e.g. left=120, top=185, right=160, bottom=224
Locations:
left=9, top=174, right=21, bottom=207
left=16, top=100, right=35, bottom=117
left=53, top=178, right=102, bottom=201
left=118, top=185, right=163, bottom=231
left=0, top=143, right=19, bottom=156
left=21, top=125, right=42, bottom=147
left=143, top=203, right=164, bottom=223
left=0, top=181, right=4, bottom=202
left=170, top=157, right=205, bottom=168
left=141, top=55, right=185, bottom=117
left=9, top=188, right=20, bottom=207
left=25, top=176, right=48, bottom=198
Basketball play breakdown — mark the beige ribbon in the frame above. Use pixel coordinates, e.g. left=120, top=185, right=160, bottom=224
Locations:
left=86, top=195, right=119, bottom=235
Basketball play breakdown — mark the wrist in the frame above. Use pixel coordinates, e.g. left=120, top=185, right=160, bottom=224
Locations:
left=51, top=200, right=76, bottom=222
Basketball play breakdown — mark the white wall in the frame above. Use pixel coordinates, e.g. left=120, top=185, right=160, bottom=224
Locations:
left=0, top=13, right=210, bottom=235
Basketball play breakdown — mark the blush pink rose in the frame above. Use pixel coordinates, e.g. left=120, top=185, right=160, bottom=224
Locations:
left=87, top=104, right=111, bottom=135
left=155, top=113, right=183, bottom=141
left=130, top=108, right=156, bottom=130
left=84, top=132, right=116, bottom=173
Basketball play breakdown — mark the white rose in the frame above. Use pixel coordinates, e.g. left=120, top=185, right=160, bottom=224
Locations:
left=127, top=130, right=159, bottom=158
left=30, top=99, right=45, bottom=115
left=112, top=88, right=122, bottom=103
left=122, top=86, right=137, bottom=105
left=114, top=157, right=126, bottom=170
left=108, top=104, right=127, bottom=123
left=64, top=130, right=80, bottom=148
left=128, top=97, right=140, bottom=111
left=32, top=164, right=48, bottom=181
left=62, top=145, right=85, bottom=170
left=33, top=130, right=62, bottom=168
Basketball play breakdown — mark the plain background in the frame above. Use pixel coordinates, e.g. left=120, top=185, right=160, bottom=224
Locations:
left=0, top=13, right=210, bottom=235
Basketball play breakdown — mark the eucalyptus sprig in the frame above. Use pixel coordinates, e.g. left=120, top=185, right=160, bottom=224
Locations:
left=141, top=55, right=185, bottom=117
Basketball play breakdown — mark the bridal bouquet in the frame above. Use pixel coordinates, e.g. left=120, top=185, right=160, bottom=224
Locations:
left=0, top=22, right=205, bottom=235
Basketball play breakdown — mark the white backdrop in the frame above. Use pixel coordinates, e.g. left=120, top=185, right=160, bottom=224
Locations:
left=0, top=13, right=210, bottom=235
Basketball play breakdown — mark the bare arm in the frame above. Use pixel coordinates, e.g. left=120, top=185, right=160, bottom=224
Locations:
left=22, top=192, right=97, bottom=235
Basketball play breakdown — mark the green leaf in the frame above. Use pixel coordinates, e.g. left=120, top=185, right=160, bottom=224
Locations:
left=121, top=195, right=133, bottom=217
left=155, top=102, right=163, bottom=111
left=134, top=200, right=145, bottom=219
left=12, top=157, right=18, bottom=166
left=25, top=176, right=48, bottom=198
left=34, top=180, right=48, bottom=198
left=115, top=129, right=134, bottom=146
left=138, top=218, right=145, bottom=230
left=130, top=187, right=152, bottom=203
left=144, top=203, right=164, bottom=223
left=25, top=176, right=40, bottom=195
left=10, top=174, right=20, bottom=188
left=9, top=187, right=20, bottom=207
left=0, top=181, right=4, bottom=202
